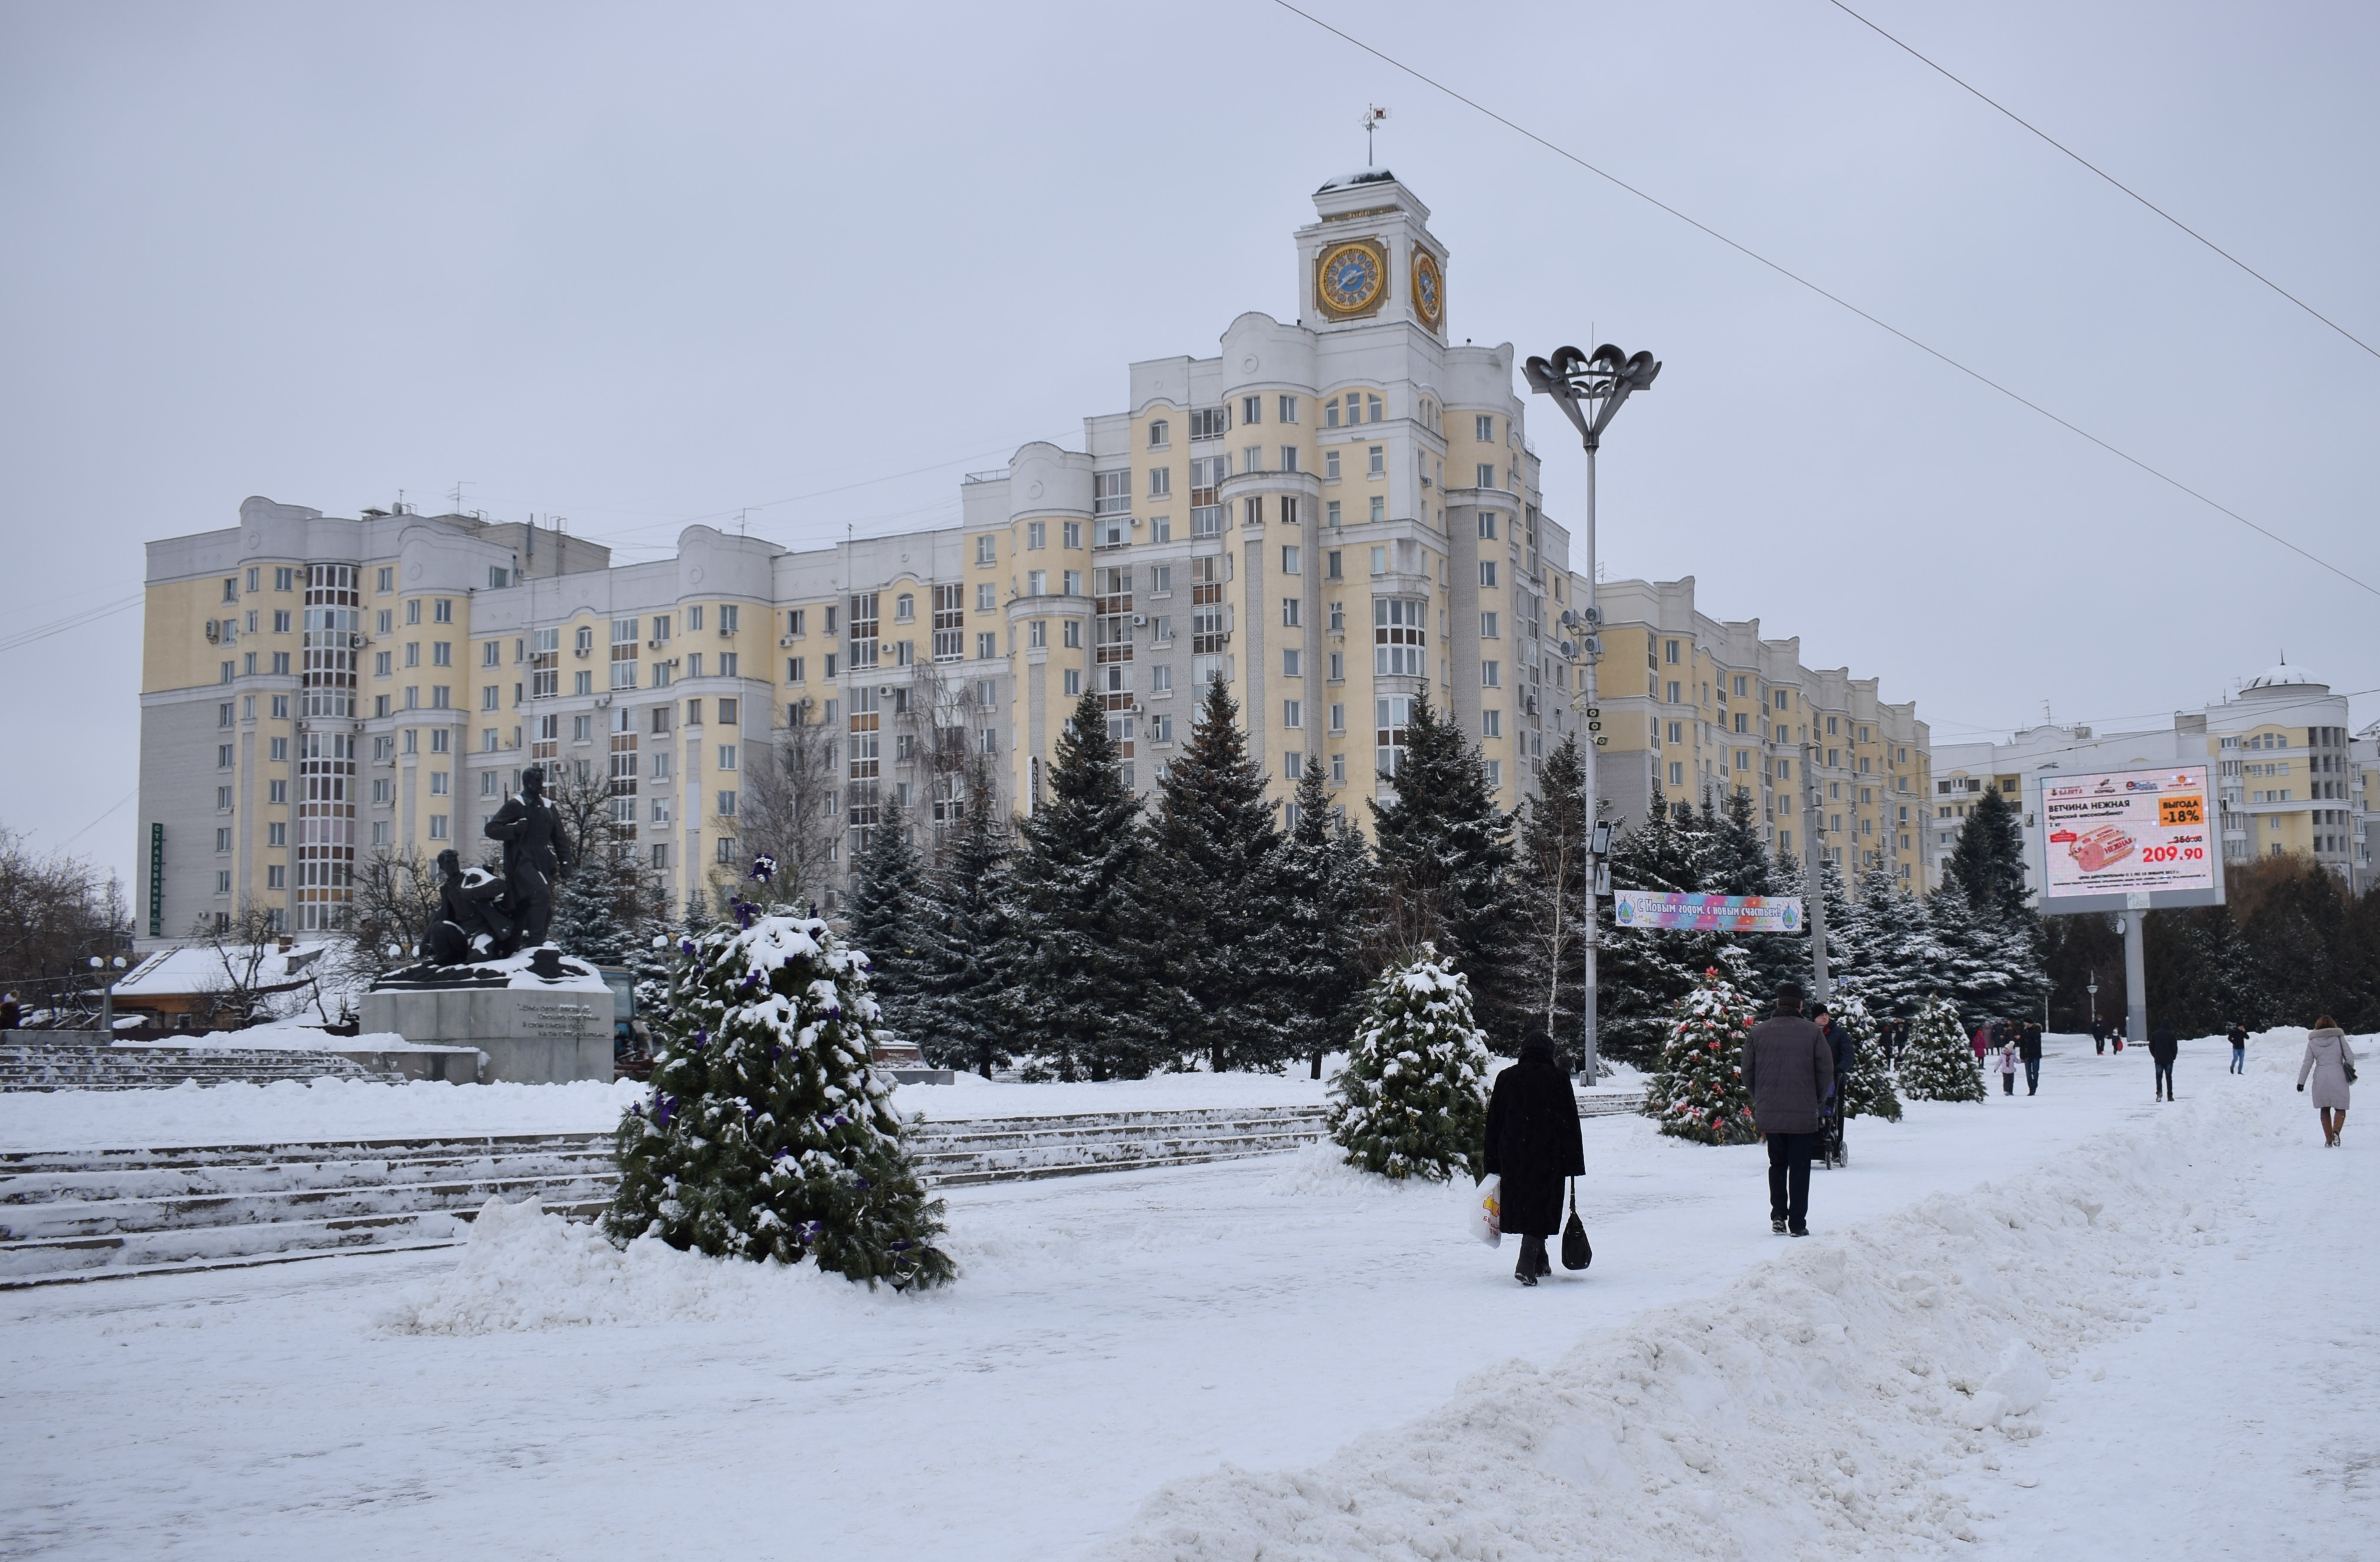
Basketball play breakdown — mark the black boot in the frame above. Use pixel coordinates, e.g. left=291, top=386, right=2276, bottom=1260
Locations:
left=1516, top=1234, right=1545, bottom=1285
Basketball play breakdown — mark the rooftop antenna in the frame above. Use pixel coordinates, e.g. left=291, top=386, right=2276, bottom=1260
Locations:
left=1360, top=104, right=1388, bottom=165
left=449, top=480, right=470, bottom=515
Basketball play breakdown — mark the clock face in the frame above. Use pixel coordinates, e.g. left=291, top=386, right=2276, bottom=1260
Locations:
left=1412, top=251, right=1444, bottom=326
left=1317, top=242, right=1385, bottom=314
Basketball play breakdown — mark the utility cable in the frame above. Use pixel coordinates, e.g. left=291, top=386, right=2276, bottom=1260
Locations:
left=0, top=594, right=143, bottom=656
left=1268, top=1, right=2380, bottom=602
left=1822, top=0, right=2379, bottom=364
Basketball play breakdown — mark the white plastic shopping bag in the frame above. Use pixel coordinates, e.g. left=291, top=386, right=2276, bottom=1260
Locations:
left=1467, top=1174, right=1502, bottom=1247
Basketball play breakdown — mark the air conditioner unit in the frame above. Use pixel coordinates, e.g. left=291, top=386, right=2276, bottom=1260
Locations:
left=648, top=638, right=665, bottom=650
left=719, top=626, right=733, bottom=638
left=1130, top=614, right=1146, bottom=626
left=349, top=633, right=367, bottom=650
left=779, top=636, right=796, bottom=648
left=205, top=621, right=221, bottom=644
left=595, top=696, right=611, bottom=708
left=574, top=647, right=591, bottom=659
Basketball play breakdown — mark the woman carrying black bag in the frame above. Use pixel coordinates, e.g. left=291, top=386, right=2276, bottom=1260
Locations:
left=1483, top=1032, right=1588, bottom=1286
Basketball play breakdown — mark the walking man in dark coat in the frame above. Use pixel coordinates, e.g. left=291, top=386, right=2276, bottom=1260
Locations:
left=2019, top=1020, right=2044, bottom=1095
left=2150, top=1024, right=2179, bottom=1102
left=483, top=764, right=573, bottom=947
left=1743, top=981, right=1833, bottom=1237
left=1483, top=1032, right=1585, bottom=1286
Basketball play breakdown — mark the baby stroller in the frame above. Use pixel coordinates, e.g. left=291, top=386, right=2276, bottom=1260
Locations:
left=1819, top=1089, right=1848, bottom=1170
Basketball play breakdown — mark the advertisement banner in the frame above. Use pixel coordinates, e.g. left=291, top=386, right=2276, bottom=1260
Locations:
left=1612, top=890, right=1802, bottom=933
left=2041, top=765, right=2215, bottom=900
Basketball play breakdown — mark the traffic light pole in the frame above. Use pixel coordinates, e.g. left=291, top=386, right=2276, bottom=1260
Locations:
left=1579, top=438, right=1601, bottom=1086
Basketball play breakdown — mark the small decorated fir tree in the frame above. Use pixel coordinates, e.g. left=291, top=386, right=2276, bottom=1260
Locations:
left=1327, top=945, right=1492, bottom=1181
left=1830, top=985, right=1904, bottom=1122
left=1899, top=992, right=1986, bottom=1102
left=1644, top=964, right=1761, bottom=1145
left=604, top=897, right=954, bottom=1290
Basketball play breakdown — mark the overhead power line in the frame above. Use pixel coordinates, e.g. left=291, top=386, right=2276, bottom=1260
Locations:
left=0, top=594, right=143, bottom=657
left=1267, top=1, right=2380, bottom=602
left=1822, top=0, right=2380, bottom=364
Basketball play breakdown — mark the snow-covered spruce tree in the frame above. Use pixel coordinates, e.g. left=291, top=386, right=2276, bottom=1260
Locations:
left=1899, top=993, right=1986, bottom=1102
left=844, top=798, right=928, bottom=1040
left=1008, top=693, right=1158, bottom=1080
left=1595, top=784, right=1709, bottom=1067
left=1140, top=674, right=1299, bottom=1072
left=604, top=904, right=954, bottom=1289
left=1829, top=985, right=1903, bottom=1122
left=1370, top=693, right=1532, bottom=1051
left=1277, top=760, right=1378, bottom=1078
left=911, top=770, right=1021, bottom=1079
left=1327, top=945, right=1491, bottom=1181
left=1643, top=962, right=1762, bottom=1145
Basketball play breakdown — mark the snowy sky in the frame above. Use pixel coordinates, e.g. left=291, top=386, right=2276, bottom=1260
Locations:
left=4, top=1, right=2374, bottom=890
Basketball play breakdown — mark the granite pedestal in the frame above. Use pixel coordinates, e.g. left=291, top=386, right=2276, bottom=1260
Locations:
left=360, top=979, right=615, bottom=1085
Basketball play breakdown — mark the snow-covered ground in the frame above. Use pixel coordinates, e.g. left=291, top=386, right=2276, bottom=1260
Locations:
left=0, top=1031, right=2367, bottom=1560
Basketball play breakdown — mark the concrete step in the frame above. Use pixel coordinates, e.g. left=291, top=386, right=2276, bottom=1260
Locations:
left=0, top=1093, right=1644, bottom=1287
left=0, top=1042, right=394, bottom=1092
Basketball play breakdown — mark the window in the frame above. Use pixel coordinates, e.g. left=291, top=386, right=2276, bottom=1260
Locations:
left=1281, top=446, right=1300, bottom=473
left=430, top=641, right=451, bottom=668
left=1374, top=597, right=1426, bottom=675
left=218, top=743, right=235, bottom=768
left=1330, top=751, right=1347, bottom=781
left=717, top=744, right=738, bottom=772
left=270, top=609, right=291, bottom=634
left=1774, top=689, right=1789, bottom=710
left=215, top=870, right=232, bottom=894
left=1330, top=703, right=1346, bottom=733
left=1150, top=713, right=1173, bottom=743
left=1278, top=395, right=1299, bottom=424
left=1329, top=650, right=1345, bottom=680
left=404, top=600, right=421, bottom=626
left=1027, top=521, right=1046, bottom=550
left=1063, top=620, right=1081, bottom=649
left=1283, top=648, right=1302, bottom=676
left=1242, top=395, right=1263, bottom=425
left=1148, top=418, right=1171, bottom=449
left=1483, top=660, right=1500, bottom=687
left=1064, top=669, right=1082, bottom=696
left=1476, top=414, right=1494, bottom=441
left=1664, top=639, right=1680, bottom=664
left=1368, top=496, right=1385, bottom=524
left=1367, top=445, right=1385, bottom=476
left=1477, top=463, right=1497, bottom=490
left=976, top=633, right=996, bottom=660
left=1190, top=406, right=1228, bottom=440
left=1063, top=569, right=1083, bottom=597
left=1486, top=761, right=1503, bottom=790
left=267, top=779, right=288, bottom=805
left=1284, top=700, right=1303, bottom=729
left=1282, top=597, right=1302, bottom=627
left=269, top=736, right=288, bottom=762
left=1376, top=693, right=1415, bottom=775
left=1150, top=664, right=1172, bottom=692
left=1480, top=612, right=1499, bottom=639
left=1482, top=709, right=1502, bottom=738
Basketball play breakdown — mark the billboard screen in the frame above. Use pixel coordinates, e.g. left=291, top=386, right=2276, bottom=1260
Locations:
left=1612, top=890, right=1802, bottom=933
left=2040, top=765, right=2216, bottom=902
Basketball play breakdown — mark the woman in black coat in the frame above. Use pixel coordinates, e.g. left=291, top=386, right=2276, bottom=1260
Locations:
left=1483, top=1032, right=1586, bottom=1285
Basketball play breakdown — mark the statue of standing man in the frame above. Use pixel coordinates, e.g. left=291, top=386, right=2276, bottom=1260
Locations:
left=484, top=764, right=573, bottom=946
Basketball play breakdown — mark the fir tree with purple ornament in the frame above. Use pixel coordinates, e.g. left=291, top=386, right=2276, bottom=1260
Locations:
left=1643, top=962, right=1761, bottom=1145
left=603, top=889, right=953, bottom=1289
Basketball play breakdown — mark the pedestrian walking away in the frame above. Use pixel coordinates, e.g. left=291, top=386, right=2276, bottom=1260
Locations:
left=0, top=991, right=18, bottom=1031
left=1998, top=1040, right=2018, bottom=1095
left=2228, top=1021, right=2248, bottom=1076
left=1972, top=1024, right=1991, bottom=1066
left=2112, top=1023, right=2125, bottom=1054
left=2020, top=1020, right=2043, bottom=1095
left=1483, top=1031, right=1585, bottom=1285
left=1743, top=982, right=1834, bottom=1237
left=1812, top=1003, right=1854, bottom=1163
left=2091, top=1018, right=2106, bottom=1056
left=2150, top=1024, right=2179, bottom=1101
left=2296, top=1017, right=2356, bottom=1148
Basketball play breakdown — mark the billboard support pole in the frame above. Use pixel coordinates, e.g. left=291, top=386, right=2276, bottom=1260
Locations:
left=2123, top=911, right=2148, bottom=1046
left=1802, top=741, right=1830, bottom=1002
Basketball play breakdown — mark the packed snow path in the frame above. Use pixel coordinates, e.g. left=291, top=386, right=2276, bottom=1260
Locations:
left=1, top=1034, right=2365, bottom=1560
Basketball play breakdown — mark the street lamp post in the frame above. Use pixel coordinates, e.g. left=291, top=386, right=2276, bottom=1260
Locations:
left=87, top=954, right=128, bottom=1039
left=2087, top=973, right=2099, bottom=1030
left=1527, top=344, right=1660, bottom=1085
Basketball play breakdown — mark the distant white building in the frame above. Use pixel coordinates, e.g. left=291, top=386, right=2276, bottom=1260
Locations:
left=1930, top=664, right=2369, bottom=899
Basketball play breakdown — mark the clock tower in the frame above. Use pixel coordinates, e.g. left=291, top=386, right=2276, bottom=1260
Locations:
left=1295, top=169, right=1447, bottom=338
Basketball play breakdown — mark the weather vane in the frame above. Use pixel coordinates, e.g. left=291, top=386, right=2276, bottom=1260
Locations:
left=1360, top=104, right=1388, bottom=165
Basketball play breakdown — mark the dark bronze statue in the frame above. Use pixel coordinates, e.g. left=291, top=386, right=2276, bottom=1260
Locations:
left=422, top=849, right=518, bottom=964
left=483, top=763, right=574, bottom=947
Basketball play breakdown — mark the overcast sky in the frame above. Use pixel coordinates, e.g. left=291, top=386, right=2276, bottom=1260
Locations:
left=4, top=1, right=2374, bottom=890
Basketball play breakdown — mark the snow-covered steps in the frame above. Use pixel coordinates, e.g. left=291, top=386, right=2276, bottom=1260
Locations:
left=0, top=1132, right=619, bottom=1285
left=0, top=1092, right=1645, bottom=1286
left=0, top=1040, right=395, bottom=1092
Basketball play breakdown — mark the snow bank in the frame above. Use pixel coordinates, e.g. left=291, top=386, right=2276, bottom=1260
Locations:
left=1099, top=1058, right=2280, bottom=1560
left=892, top=1064, right=1344, bottom=1121
left=379, top=1195, right=890, bottom=1335
left=112, top=1021, right=424, bottom=1053
left=0, top=1075, right=647, bottom=1151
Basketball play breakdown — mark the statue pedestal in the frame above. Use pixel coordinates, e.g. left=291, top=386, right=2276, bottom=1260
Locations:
left=360, top=953, right=616, bottom=1085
